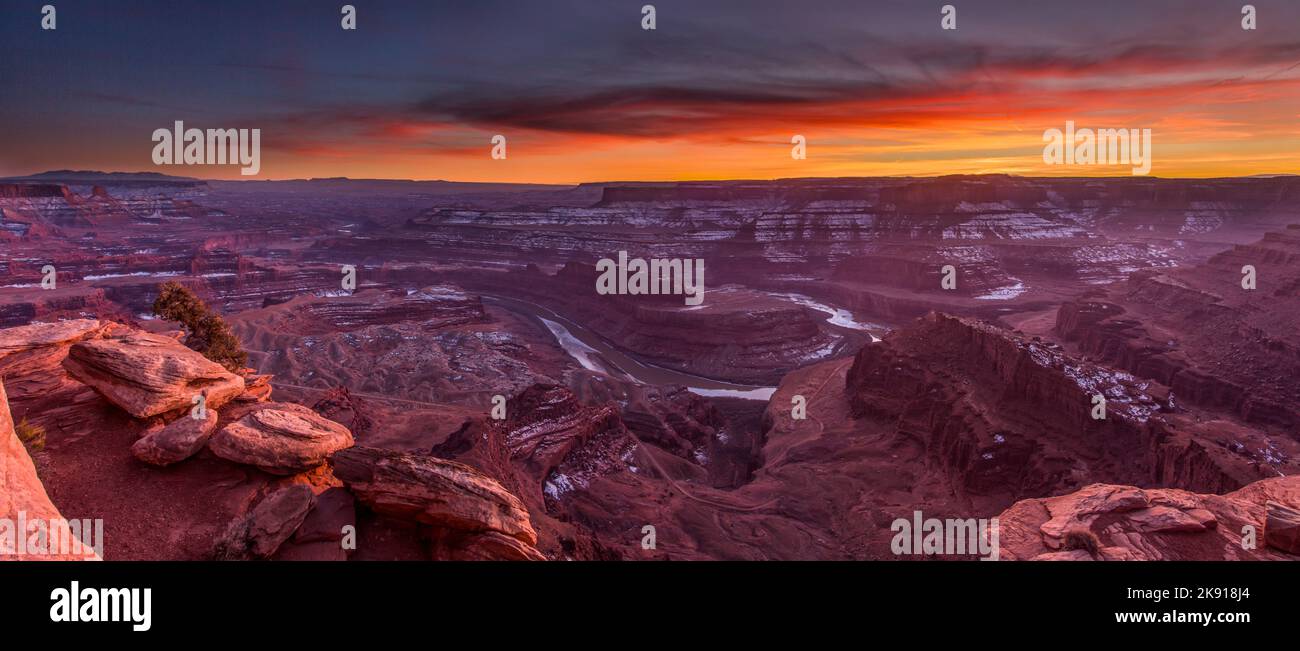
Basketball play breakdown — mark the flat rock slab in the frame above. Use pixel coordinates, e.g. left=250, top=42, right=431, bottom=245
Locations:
left=209, top=403, right=353, bottom=475
left=63, top=330, right=244, bottom=419
left=0, top=320, right=110, bottom=399
left=0, top=319, right=105, bottom=358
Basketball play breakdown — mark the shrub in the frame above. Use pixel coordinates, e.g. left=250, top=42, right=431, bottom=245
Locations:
left=152, top=281, right=248, bottom=372
left=1061, top=526, right=1101, bottom=557
left=15, top=417, right=46, bottom=452
left=152, top=281, right=207, bottom=325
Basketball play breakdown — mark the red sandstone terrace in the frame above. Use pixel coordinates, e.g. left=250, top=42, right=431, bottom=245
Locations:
left=2, top=173, right=1300, bottom=561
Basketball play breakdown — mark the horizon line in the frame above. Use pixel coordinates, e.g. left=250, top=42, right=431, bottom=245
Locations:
left=5, top=169, right=1299, bottom=187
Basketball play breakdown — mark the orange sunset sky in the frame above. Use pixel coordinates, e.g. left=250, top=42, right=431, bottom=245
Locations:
left=2, top=0, right=1298, bottom=183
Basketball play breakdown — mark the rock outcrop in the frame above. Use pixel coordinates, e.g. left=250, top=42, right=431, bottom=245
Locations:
left=209, top=403, right=353, bottom=475
left=432, top=384, right=642, bottom=510
left=214, top=484, right=316, bottom=559
left=1055, top=227, right=1300, bottom=431
left=331, top=445, right=543, bottom=560
left=0, top=379, right=99, bottom=560
left=843, top=312, right=1296, bottom=508
left=619, top=384, right=725, bottom=463
left=236, top=372, right=273, bottom=403
left=63, top=329, right=245, bottom=418
left=310, top=387, right=372, bottom=435
left=497, top=384, right=633, bottom=485
left=996, top=477, right=1300, bottom=560
left=273, top=487, right=356, bottom=561
left=130, top=408, right=219, bottom=466
left=0, top=319, right=108, bottom=397
left=0, top=319, right=125, bottom=445
left=428, top=383, right=668, bottom=560
left=1265, top=500, right=1300, bottom=554
left=0, top=183, right=66, bottom=199
left=294, top=286, right=489, bottom=334
left=566, top=372, right=760, bottom=488
left=291, top=487, right=355, bottom=545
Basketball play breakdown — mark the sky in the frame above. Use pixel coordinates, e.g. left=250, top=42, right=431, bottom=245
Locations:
left=1, top=0, right=1298, bottom=182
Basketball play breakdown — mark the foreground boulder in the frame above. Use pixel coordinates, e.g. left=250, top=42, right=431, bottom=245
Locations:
left=331, top=446, right=542, bottom=560
left=1265, top=501, right=1300, bottom=554
left=214, top=484, right=315, bottom=559
left=271, top=487, right=357, bottom=561
left=291, top=487, right=355, bottom=545
left=130, top=409, right=220, bottom=467
left=0, top=380, right=99, bottom=560
left=997, top=478, right=1300, bottom=560
left=63, top=330, right=244, bottom=418
left=209, top=403, right=353, bottom=475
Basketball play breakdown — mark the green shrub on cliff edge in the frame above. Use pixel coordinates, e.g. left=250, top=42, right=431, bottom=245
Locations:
left=152, top=281, right=248, bottom=373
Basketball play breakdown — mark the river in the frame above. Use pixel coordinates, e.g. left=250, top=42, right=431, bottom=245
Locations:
left=484, top=295, right=779, bottom=400
left=485, top=292, right=885, bottom=401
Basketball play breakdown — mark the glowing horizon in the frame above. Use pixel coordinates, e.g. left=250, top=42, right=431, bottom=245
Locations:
left=3, top=0, right=1298, bottom=183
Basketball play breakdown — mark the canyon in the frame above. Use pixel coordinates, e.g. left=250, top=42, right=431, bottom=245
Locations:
left=2, top=171, right=1298, bottom=560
